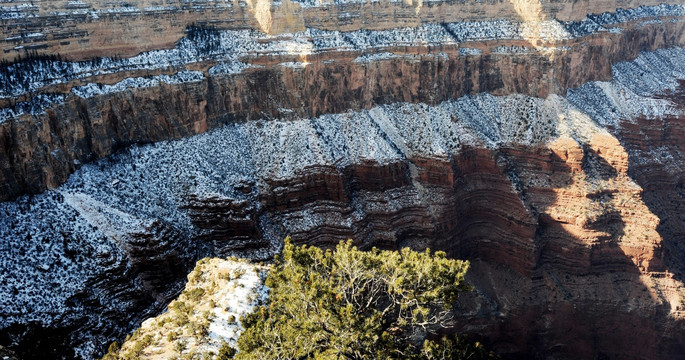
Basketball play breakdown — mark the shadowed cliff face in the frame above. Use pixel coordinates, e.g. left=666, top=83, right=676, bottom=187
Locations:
left=455, top=137, right=680, bottom=359
left=1, top=1, right=685, bottom=359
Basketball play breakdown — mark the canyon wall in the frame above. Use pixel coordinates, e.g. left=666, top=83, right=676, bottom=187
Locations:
left=1, top=4, right=684, bottom=202
left=0, top=0, right=681, bottom=61
left=1, top=1, right=685, bottom=360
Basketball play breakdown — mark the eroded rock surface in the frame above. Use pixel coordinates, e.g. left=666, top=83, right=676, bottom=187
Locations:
left=0, top=0, right=680, bottom=61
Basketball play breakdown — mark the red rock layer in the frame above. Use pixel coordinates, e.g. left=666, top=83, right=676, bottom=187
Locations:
left=609, top=87, right=685, bottom=279
left=198, top=126, right=680, bottom=359
left=182, top=193, right=268, bottom=255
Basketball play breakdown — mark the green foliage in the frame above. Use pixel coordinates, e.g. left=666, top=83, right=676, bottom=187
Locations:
left=186, top=288, right=206, bottom=302
left=174, top=339, right=187, bottom=354
left=101, top=341, right=120, bottom=360
left=167, top=330, right=180, bottom=342
left=236, top=238, right=492, bottom=359
left=133, top=335, right=153, bottom=354
left=107, top=341, right=121, bottom=354
left=189, top=316, right=210, bottom=339
left=102, top=334, right=156, bottom=360
left=422, top=335, right=496, bottom=360
left=216, top=341, right=237, bottom=360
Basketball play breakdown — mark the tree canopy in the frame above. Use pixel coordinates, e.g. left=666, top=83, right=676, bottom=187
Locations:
left=236, top=238, right=496, bottom=360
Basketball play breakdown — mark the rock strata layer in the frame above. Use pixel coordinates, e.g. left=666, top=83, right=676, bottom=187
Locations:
left=0, top=0, right=681, bottom=61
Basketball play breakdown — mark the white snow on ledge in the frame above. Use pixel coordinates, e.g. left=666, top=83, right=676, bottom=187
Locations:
left=0, top=93, right=65, bottom=123
left=126, top=258, right=268, bottom=357
left=209, top=61, right=259, bottom=76
left=459, top=47, right=482, bottom=56
left=352, top=51, right=448, bottom=63
left=2, top=4, right=682, bottom=103
left=71, top=71, right=204, bottom=99
left=278, top=61, right=311, bottom=68
left=352, top=52, right=400, bottom=63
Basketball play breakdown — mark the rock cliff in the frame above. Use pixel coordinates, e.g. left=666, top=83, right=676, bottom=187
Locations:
left=1, top=1, right=685, bottom=359
left=1, top=3, right=684, bottom=201
left=0, top=0, right=680, bottom=61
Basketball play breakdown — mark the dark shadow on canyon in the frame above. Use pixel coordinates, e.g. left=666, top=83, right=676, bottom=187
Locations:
left=593, top=87, right=685, bottom=359
left=0, top=323, right=76, bottom=360
left=258, top=142, right=683, bottom=359
left=427, top=145, right=683, bottom=359
left=618, top=84, right=685, bottom=284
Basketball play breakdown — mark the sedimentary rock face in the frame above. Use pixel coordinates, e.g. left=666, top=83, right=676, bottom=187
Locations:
left=1, top=0, right=685, bottom=359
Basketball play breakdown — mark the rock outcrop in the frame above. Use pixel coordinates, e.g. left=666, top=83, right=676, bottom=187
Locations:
left=101, top=257, right=267, bottom=360
left=1, top=1, right=685, bottom=359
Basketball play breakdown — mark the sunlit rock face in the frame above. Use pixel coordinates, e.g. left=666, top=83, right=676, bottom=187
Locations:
left=1, top=0, right=685, bottom=359
left=107, top=257, right=268, bottom=360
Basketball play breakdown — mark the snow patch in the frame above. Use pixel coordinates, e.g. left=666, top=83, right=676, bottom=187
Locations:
left=71, top=71, right=203, bottom=98
left=459, top=47, right=482, bottom=56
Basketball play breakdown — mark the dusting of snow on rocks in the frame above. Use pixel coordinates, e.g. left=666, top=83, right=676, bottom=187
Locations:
left=563, top=4, right=684, bottom=37
left=110, top=258, right=268, bottom=359
left=205, top=261, right=268, bottom=351
left=278, top=61, right=311, bottom=68
left=71, top=71, right=204, bottom=98
left=208, top=61, right=258, bottom=76
left=568, top=47, right=685, bottom=127
left=2, top=4, right=680, bottom=104
left=352, top=52, right=400, bottom=63
left=458, top=47, right=482, bottom=56
left=444, top=19, right=522, bottom=42
left=0, top=93, right=64, bottom=123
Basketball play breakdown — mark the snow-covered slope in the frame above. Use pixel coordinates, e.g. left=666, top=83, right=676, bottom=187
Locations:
left=104, top=258, right=267, bottom=359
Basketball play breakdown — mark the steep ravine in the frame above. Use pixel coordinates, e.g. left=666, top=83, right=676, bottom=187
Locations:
left=1, top=47, right=685, bottom=359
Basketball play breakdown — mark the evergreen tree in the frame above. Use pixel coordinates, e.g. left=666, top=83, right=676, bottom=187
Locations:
left=236, top=238, right=496, bottom=359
